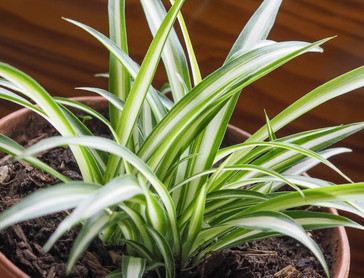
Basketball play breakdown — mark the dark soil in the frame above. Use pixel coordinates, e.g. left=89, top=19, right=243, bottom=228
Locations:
left=0, top=114, right=332, bottom=277
left=0, top=119, right=123, bottom=277
left=180, top=233, right=330, bottom=278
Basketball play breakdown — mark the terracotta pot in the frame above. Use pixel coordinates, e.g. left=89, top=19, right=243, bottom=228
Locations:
left=0, top=97, right=350, bottom=277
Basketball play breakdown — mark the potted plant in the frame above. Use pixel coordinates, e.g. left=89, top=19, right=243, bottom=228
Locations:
left=0, top=0, right=364, bottom=277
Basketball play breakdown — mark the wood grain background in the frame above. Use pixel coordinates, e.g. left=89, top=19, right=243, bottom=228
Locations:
left=1, top=0, right=364, bottom=276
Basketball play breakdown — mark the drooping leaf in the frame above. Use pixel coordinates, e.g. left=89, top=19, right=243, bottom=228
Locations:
left=18, top=135, right=181, bottom=254
left=0, top=183, right=99, bottom=231
left=221, top=211, right=329, bottom=276
left=43, top=175, right=143, bottom=252
left=0, top=134, right=69, bottom=182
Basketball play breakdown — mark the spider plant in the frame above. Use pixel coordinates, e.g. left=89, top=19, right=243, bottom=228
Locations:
left=1, top=0, right=364, bottom=277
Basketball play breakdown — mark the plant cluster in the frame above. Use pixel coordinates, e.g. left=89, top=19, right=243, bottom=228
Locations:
left=1, top=0, right=364, bottom=277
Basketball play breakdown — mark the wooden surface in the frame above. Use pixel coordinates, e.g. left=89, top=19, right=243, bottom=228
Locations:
left=1, top=0, right=364, bottom=276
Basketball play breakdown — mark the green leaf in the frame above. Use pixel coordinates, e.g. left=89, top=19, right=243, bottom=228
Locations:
left=210, top=140, right=351, bottom=194
left=67, top=211, right=116, bottom=272
left=55, top=96, right=120, bottom=142
left=0, top=182, right=99, bottom=231
left=134, top=40, right=329, bottom=213
left=212, top=163, right=304, bottom=192
left=181, top=0, right=283, bottom=215
left=120, top=238, right=155, bottom=262
left=285, top=210, right=364, bottom=230
left=103, top=0, right=186, bottom=182
left=0, top=134, right=69, bottom=182
left=0, top=63, right=70, bottom=134
left=0, top=62, right=100, bottom=182
left=19, top=135, right=181, bottom=254
left=43, top=175, right=143, bottom=252
left=0, top=87, right=47, bottom=118
left=227, top=66, right=364, bottom=168
left=76, top=87, right=125, bottom=112
left=226, top=0, right=282, bottom=60
left=114, top=0, right=185, bottom=146
left=213, top=123, right=364, bottom=192
left=216, top=141, right=351, bottom=189
left=140, top=0, right=191, bottom=101
left=222, top=211, right=329, bottom=276
left=283, top=148, right=351, bottom=175
left=185, top=3, right=279, bottom=191
left=192, top=228, right=261, bottom=262
left=181, top=185, right=206, bottom=264
left=147, top=227, right=175, bottom=278
left=178, top=178, right=272, bottom=229
left=118, top=204, right=155, bottom=254
left=108, top=0, right=130, bottom=127
left=63, top=18, right=167, bottom=122
left=265, top=110, right=276, bottom=140
left=204, top=189, right=270, bottom=215
left=245, top=183, right=364, bottom=214
left=74, top=88, right=147, bottom=141
left=138, top=39, right=327, bottom=173
left=178, top=96, right=237, bottom=211
left=153, top=95, right=231, bottom=182
left=193, top=208, right=362, bottom=263
left=122, top=256, right=147, bottom=278
left=144, top=189, right=168, bottom=236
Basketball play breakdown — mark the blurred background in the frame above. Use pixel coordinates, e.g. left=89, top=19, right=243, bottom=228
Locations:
left=1, top=0, right=364, bottom=276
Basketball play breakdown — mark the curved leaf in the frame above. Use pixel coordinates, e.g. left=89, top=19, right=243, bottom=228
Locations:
left=222, top=210, right=329, bottom=276
left=0, top=182, right=99, bottom=231
left=18, top=135, right=181, bottom=254
left=43, top=175, right=142, bottom=252
left=0, top=134, right=69, bottom=182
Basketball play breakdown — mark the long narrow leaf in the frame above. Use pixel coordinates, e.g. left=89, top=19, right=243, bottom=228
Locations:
left=116, top=0, right=185, bottom=146
left=140, top=0, right=191, bottom=101
left=227, top=66, right=364, bottom=167
left=103, top=0, right=186, bottom=182
left=67, top=211, right=116, bottom=272
left=108, top=0, right=130, bottom=126
left=0, top=87, right=47, bottom=118
left=213, top=123, right=364, bottom=191
left=180, top=0, right=283, bottom=212
left=209, top=140, right=351, bottom=194
left=193, top=209, right=363, bottom=262
left=118, top=204, right=155, bottom=254
left=222, top=211, right=329, bottom=276
left=216, top=123, right=363, bottom=163
left=63, top=18, right=167, bottom=122
left=0, top=134, right=69, bottom=182
left=0, top=63, right=100, bottom=182
left=244, top=183, right=364, bottom=214
left=0, top=182, right=99, bottom=231
left=181, top=0, right=284, bottom=213
left=43, top=175, right=142, bottom=252
left=181, top=185, right=206, bottom=264
left=147, top=227, right=175, bottom=278
left=55, top=96, right=120, bottom=142
left=170, top=0, right=201, bottom=86
left=285, top=210, right=364, bottom=230
left=122, top=256, right=147, bottom=278
left=226, top=0, right=282, bottom=60
left=138, top=39, right=327, bottom=172
left=18, top=135, right=181, bottom=254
